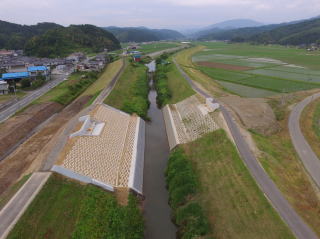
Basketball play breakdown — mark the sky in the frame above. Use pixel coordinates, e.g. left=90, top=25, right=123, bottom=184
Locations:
left=0, top=0, right=319, bottom=30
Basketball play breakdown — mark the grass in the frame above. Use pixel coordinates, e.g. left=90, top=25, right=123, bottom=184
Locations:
left=81, top=59, right=123, bottom=97
left=166, top=57, right=195, bottom=104
left=300, top=97, right=320, bottom=159
left=169, top=129, right=294, bottom=239
left=139, top=42, right=180, bottom=54
left=7, top=174, right=144, bottom=239
left=104, top=60, right=149, bottom=119
left=250, top=100, right=320, bottom=237
left=34, top=71, right=99, bottom=105
left=154, top=55, right=195, bottom=107
left=0, top=174, right=31, bottom=211
left=0, top=91, right=26, bottom=104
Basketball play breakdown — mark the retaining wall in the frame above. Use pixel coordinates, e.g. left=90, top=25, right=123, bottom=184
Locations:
left=162, top=105, right=179, bottom=150
left=128, top=118, right=145, bottom=195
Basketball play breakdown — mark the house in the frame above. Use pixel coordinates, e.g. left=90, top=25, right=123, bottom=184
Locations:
left=66, top=52, right=86, bottom=63
left=27, top=66, right=50, bottom=80
left=133, top=54, right=141, bottom=62
left=0, top=80, right=9, bottom=95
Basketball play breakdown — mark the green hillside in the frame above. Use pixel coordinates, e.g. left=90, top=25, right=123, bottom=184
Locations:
left=198, top=17, right=320, bottom=45
left=0, top=20, right=61, bottom=50
left=25, top=24, right=121, bottom=58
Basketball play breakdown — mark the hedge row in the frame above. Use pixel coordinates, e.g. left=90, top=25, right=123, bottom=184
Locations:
left=166, top=148, right=210, bottom=239
left=154, top=54, right=172, bottom=108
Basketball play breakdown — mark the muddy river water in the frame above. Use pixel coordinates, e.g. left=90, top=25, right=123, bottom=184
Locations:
left=143, top=61, right=176, bottom=238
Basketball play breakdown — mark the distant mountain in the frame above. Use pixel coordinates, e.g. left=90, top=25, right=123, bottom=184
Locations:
left=205, top=19, right=263, bottom=30
left=0, top=20, right=62, bottom=50
left=104, top=26, right=184, bottom=42
left=190, top=19, right=264, bottom=38
left=247, top=18, right=320, bottom=45
left=0, top=20, right=121, bottom=57
left=25, top=25, right=121, bottom=58
left=198, top=16, right=320, bottom=45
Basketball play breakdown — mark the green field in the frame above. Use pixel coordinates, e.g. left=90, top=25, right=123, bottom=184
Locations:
left=167, top=130, right=293, bottom=239
left=8, top=174, right=144, bottom=239
left=192, top=42, right=320, bottom=97
left=104, top=60, right=149, bottom=119
left=139, top=42, right=180, bottom=54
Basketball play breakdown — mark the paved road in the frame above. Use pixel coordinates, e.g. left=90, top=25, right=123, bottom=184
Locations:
left=174, top=59, right=318, bottom=239
left=0, top=172, right=51, bottom=239
left=0, top=74, right=68, bottom=123
left=289, top=92, right=320, bottom=189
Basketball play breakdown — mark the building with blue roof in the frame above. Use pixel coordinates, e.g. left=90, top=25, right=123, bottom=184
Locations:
left=27, top=66, right=48, bottom=72
left=2, top=72, right=30, bottom=80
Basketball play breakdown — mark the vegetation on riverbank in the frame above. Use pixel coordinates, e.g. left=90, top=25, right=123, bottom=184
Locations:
left=154, top=53, right=194, bottom=107
left=8, top=174, right=144, bottom=239
left=104, top=59, right=150, bottom=119
left=167, top=130, right=294, bottom=238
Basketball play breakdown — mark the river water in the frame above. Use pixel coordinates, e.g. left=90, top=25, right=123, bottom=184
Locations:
left=143, top=61, right=176, bottom=238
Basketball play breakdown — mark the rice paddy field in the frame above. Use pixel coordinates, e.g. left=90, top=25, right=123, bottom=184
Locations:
left=192, top=42, right=320, bottom=97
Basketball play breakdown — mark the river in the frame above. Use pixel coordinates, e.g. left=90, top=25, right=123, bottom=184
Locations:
left=143, top=61, right=176, bottom=238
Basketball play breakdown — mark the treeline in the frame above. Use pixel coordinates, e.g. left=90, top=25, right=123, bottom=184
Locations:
left=199, top=17, right=320, bottom=46
left=154, top=53, right=172, bottom=108
left=0, top=20, right=121, bottom=57
left=166, top=148, right=210, bottom=238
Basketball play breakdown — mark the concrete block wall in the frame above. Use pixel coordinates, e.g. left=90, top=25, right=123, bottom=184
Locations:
left=51, top=165, right=114, bottom=192
left=162, top=105, right=180, bottom=150
left=128, top=118, right=145, bottom=195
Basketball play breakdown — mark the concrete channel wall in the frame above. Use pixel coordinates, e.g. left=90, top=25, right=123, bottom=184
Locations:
left=162, top=105, right=179, bottom=150
left=128, top=118, right=145, bottom=195
left=51, top=165, right=114, bottom=192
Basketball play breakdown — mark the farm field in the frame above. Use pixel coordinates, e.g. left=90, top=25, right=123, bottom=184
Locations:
left=192, top=42, right=320, bottom=97
left=7, top=174, right=144, bottom=239
left=167, top=130, right=294, bottom=239
left=139, top=42, right=180, bottom=54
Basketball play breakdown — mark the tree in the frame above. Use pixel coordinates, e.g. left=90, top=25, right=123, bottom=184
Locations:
left=20, top=78, right=31, bottom=88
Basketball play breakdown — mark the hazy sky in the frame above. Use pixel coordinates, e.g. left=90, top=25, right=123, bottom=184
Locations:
left=0, top=0, right=319, bottom=29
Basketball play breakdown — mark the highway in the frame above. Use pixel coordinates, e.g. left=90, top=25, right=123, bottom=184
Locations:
left=173, top=59, right=318, bottom=239
left=289, top=92, right=320, bottom=188
left=0, top=73, right=68, bottom=123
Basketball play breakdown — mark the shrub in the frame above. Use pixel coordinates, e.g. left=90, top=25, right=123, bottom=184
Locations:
left=20, top=78, right=31, bottom=88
